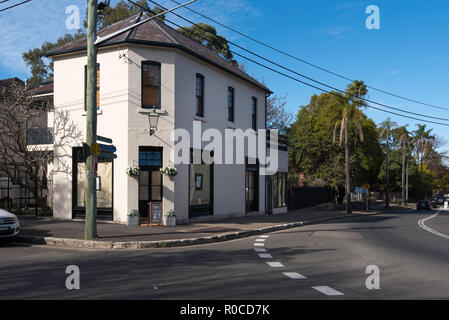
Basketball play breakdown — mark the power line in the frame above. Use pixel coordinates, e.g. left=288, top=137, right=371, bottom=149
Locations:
left=0, top=0, right=32, bottom=13
left=167, top=0, right=449, bottom=112
left=230, top=50, right=449, bottom=127
left=134, top=0, right=449, bottom=124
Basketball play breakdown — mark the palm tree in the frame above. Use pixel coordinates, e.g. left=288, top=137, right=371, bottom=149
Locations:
left=378, top=118, right=398, bottom=209
left=395, top=125, right=410, bottom=205
left=412, top=124, right=435, bottom=198
left=333, top=80, right=367, bottom=214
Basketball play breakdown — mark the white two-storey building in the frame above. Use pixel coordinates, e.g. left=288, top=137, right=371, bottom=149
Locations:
left=45, top=12, right=288, bottom=224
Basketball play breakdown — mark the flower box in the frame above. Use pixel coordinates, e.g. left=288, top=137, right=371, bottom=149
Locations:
left=127, top=215, right=140, bottom=226
left=163, top=210, right=176, bottom=226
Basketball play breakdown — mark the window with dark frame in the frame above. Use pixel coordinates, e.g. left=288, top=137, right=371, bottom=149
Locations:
left=84, top=63, right=100, bottom=111
left=196, top=73, right=204, bottom=117
left=227, top=87, right=234, bottom=122
left=142, top=61, right=161, bottom=109
left=138, top=147, right=163, bottom=217
left=273, top=172, right=287, bottom=208
left=189, top=149, right=213, bottom=217
left=252, top=97, right=257, bottom=130
left=72, top=146, right=113, bottom=220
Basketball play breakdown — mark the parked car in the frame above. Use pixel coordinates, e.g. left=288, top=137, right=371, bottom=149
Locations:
left=417, top=199, right=432, bottom=211
left=0, top=209, right=20, bottom=239
left=432, top=193, right=445, bottom=206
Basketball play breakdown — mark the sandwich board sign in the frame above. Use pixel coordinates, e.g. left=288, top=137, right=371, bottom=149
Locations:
left=148, top=202, right=162, bottom=226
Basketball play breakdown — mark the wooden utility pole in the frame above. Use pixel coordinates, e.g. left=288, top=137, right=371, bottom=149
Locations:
left=401, top=139, right=406, bottom=206
left=85, top=0, right=98, bottom=240
left=385, top=128, right=390, bottom=209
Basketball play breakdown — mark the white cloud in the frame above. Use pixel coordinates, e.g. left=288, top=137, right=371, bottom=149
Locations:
left=320, top=26, right=350, bottom=39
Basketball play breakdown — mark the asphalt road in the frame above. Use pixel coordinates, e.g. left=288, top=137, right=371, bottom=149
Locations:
left=1, top=208, right=449, bottom=299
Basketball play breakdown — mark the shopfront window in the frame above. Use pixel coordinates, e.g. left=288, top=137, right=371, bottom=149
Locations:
left=72, top=147, right=113, bottom=220
left=189, top=149, right=213, bottom=217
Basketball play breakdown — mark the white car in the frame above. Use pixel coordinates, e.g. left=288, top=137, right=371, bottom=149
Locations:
left=0, top=209, right=20, bottom=239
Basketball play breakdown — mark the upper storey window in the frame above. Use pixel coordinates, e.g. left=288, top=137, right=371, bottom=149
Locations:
left=142, top=61, right=161, bottom=109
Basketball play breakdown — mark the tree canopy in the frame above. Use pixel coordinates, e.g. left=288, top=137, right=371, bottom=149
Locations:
left=288, top=89, right=383, bottom=191
left=177, top=23, right=237, bottom=65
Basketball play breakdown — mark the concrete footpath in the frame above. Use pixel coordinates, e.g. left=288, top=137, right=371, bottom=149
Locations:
left=14, top=203, right=407, bottom=250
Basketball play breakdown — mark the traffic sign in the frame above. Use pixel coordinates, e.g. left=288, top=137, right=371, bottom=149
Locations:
left=96, top=135, right=113, bottom=144
left=90, top=143, right=100, bottom=155
left=99, top=153, right=117, bottom=159
left=99, top=144, right=117, bottom=153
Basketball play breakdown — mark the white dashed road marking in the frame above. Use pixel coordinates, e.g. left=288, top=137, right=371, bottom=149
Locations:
left=283, top=272, right=306, bottom=279
left=267, top=262, right=284, bottom=268
left=252, top=232, right=343, bottom=296
left=312, top=286, right=344, bottom=296
left=418, top=211, right=449, bottom=240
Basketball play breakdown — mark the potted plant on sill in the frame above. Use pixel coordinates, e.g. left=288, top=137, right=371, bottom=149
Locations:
left=126, top=166, right=140, bottom=178
left=127, top=209, right=140, bottom=226
left=163, top=209, right=176, bottom=226
left=160, top=166, right=177, bottom=179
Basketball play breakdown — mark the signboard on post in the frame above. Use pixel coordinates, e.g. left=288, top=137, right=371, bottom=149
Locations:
left=148, top=202, right=162, bottom=226
left=90, top=143, right=100, bottom=155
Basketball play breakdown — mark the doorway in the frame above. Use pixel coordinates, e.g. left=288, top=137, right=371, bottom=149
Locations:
left=245, top=161, right=259, bottom=213
left=138, top=147, right=162, bottom=218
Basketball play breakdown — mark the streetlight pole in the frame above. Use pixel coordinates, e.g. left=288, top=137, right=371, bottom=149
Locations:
left=85, top=0, right=98, bottom=240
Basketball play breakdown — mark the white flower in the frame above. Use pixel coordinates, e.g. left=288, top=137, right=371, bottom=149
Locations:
left=160, top=166, right=177, bottom=177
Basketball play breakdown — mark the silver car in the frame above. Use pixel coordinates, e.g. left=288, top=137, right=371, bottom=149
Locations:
left=0, top=209, right=20, bottom=238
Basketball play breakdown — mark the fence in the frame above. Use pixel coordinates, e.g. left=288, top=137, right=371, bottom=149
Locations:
left=0, top=177, right=35, bottom=210
left=288, top=186, right=333, bottom=211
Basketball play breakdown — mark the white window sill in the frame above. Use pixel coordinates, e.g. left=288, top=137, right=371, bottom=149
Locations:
left=194, top=116, right=206, bottom=122
left=138, top=107, right=166, bottom=114
left=82, top=109, right=103, bottom=116
left=226, top=122, right=236, bottom=129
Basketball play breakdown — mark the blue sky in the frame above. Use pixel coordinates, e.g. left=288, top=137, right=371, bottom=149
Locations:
left=1, top=0, right=448, bottom=147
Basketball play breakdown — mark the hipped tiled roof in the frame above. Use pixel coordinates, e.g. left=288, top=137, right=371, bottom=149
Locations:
left=46, top=13, right=271, bottom=93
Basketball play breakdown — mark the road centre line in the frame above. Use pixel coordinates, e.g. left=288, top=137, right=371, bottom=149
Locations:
left=418, top=211, right=449, bottom=240
left=259, top=253, right=273, bottom=259
left=312, top=286, right=344, bottom=296
left=283, top=272, right=306, bottom=279
left=267, top=262, right=284, bottom=268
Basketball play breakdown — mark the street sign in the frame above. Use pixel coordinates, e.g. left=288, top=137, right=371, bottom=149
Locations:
left=96, top=135, right=112, bottom=144
left=99, top=144, right=117, bottom=153
left=90, top=143, right=100, bottom=155
left=98, top=153, right=117, bottom=159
